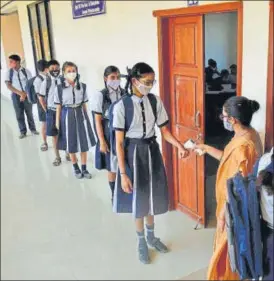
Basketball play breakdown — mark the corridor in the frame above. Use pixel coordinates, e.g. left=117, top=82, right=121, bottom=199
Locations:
left=1, top=97, right=214, bottom=280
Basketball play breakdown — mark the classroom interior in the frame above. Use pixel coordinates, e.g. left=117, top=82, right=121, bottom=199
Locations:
left=204, top=11, right=238, bottom=225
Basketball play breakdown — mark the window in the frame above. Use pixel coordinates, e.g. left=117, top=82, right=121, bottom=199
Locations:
left=27, top=0, right=53, bottom=72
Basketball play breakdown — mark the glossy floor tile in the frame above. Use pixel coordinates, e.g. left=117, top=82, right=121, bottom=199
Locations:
left=1, top=97, right=215, bottom=280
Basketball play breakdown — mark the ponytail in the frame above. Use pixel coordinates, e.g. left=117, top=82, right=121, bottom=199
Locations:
left=124, top=63, right=155, bottom=95
left=124, top=67, right=133, bottom=95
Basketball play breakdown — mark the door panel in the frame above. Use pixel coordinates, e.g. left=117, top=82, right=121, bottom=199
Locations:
left=169, top=16, right=205, bottom=224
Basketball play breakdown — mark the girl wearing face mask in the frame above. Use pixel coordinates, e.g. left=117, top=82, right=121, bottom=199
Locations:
left=194, top=96, right=263, bottom=280
left=54, top=61, right=96, bottom=179
left=112, top=62, right=188, bottom=264
left=39, top=59, right=70, bottom=166
left=92, top=66, right=125, bottom=203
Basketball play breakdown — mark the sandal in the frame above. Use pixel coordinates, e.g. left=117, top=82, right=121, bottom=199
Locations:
left=53, top=157, right=62, bottom=166
left=41, top=143, right=48, bottom=152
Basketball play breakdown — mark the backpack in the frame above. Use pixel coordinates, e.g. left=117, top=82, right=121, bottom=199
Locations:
left=109, top=93, right=158, bottom=155
left=100, top=88, right=126, bottom=119
left=25, top=75, right=44, bottom=104
left=226, top=161, right=263, bottom=280
left=57, top=82, right=87, bottom=105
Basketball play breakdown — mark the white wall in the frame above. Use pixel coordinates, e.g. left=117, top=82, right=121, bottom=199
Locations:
left=205, top=12, right=237, bottom=70
left=0, top=0, right=270, bottom=137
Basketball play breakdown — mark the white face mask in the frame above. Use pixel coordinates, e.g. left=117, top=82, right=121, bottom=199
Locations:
left=107, top=80, right=120, bottom=90
left=135, top=80, right=152, bottom=96
left=65, top=72, right=77, bottom=82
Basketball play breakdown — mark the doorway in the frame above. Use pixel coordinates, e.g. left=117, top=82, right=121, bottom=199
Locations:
left=153, top=2, right=243, bottom=227
left=1, top=11, right=25, bottom=66
left=27, top=0, right=54, bottom=73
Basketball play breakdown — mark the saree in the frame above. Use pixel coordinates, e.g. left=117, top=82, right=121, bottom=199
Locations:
left=207, top=129, right=263, bottom=280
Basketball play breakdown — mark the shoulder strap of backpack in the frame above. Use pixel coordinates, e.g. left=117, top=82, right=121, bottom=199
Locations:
left=253, top=159, right=261, bottom=177
left=37, top=74, right=44, bottom=81
left=9, top=69, right=14, bottom=83
left=57, top=84, right=63, bottom=105
left=82, top=83, right=87, bottom=103
left=21, top=68, right=28, bottom=79
left=122, top=95, right=134, bottom=131
left=147, top=93, right=157, bottom=122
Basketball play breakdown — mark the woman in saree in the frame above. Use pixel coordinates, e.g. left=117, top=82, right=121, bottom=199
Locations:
left=195, top=96, right=263, bottom=280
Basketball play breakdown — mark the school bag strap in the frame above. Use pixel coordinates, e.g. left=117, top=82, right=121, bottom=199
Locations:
left=9, top=69, right=14, bottom=83
left=57, top=84, right=63, bottom=105
left=82, top=83, right=87, bottom=103
left=45, top=76, right=52, bottom=102
left=9, top=67, right=28, bottom=83
left=21, top=68, right=28, bottom=79
left=147, top=93, right=157, bottom=123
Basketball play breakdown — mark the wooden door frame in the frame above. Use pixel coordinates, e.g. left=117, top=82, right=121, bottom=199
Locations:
left=153, top=2, right=243, bottom=211
left=265, top=1, right=273, bottom=152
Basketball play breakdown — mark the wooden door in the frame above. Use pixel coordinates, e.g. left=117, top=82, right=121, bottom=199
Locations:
left=168, top=16, right=205, bottom=224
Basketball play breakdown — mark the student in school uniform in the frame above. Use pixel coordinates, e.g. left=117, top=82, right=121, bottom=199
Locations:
left=54, top=61, right=96, bottom=178
left=33, top=59, right=49, bottom=151
left=92, top=66, right=125, bottom=202
left=39, top=59, right=70, bottom=166
left=256, top=148, right=273, bottom=281
left=112, top=62, right=189, bottom=264
left=5, top=54, right=39, bottom=139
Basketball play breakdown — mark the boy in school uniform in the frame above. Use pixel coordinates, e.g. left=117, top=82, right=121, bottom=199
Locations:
left=33, top=59, right=49, bottom=151
left=38, top=59, right=70, bottom=166
left=5, top=54, right=39, bottom=139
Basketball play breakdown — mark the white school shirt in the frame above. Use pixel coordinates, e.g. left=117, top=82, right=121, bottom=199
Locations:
left=33, top=73, right=47, bottom=95
left=40, top=76, right=61, bottom=109
left=54, top=81, right=88, bottom=106
left=5, top=67, right=32, bottom=92
left=113, top=94, right=169, bottom=139
left=92, top=87, right=122, bottom=115
left=257, top=147, right=274, bottom=229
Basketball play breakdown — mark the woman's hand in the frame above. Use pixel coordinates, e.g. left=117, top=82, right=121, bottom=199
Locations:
left=100, top=141, right=109, bottom=154
left=178, top=145, right=189, bottom=159
left=194, top=143, right=207, bottom=153
left=121, top=174, right=133, bottom=194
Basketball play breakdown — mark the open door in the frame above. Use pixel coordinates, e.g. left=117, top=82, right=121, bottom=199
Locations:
left=168, top=16, right=205, bottom=224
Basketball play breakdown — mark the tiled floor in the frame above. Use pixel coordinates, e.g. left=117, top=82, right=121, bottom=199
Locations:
left=1, top=97, right=215, bottom=280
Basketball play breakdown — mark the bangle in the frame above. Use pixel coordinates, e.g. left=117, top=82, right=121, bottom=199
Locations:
left=120, top=172, right=126, bottom=176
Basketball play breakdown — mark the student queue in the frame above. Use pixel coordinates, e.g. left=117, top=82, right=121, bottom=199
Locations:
left=5, top=55, right=273, bottom=279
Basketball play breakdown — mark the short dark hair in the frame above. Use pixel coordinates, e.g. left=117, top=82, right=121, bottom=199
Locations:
left=37, top=59, right=48, bottom=72
left=9, top=54, right=21, bottom=62
left=224, top=96, right=260, bottom=126
left=48, top=59, right=60, bottom=67
left=125, top=62, right=155, bottom=94
left=104, top=65, right=120, bottom=77
left=221, top=69, right=229, bottom=76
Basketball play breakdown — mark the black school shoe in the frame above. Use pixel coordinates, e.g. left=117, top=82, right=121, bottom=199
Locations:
left=31, top=130, right=39, bottom=136
left=82, top=170, right=92, bottom=179
left=19, top=133, right=27, bottom=139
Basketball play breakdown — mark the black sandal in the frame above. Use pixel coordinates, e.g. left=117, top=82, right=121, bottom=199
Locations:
left=53, top=157, right=62, bottom=166
left=41, top=143, right=48, bottom=152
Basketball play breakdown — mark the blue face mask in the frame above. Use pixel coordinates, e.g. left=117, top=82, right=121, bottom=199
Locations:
left=223, top=120, right=234, bottom=131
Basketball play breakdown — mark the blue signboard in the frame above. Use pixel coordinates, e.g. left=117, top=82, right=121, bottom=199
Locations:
left=187, top=0, right=199, bottom=7
left=72, top=1, right=106, bottom=19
